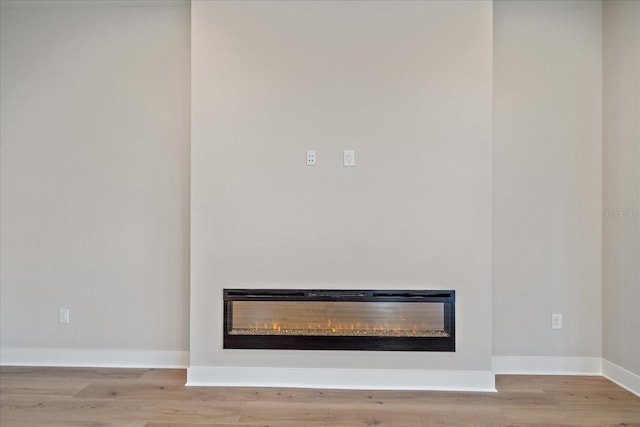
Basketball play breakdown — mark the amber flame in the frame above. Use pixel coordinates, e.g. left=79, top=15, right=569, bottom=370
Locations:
left=247, top=320, right=428, bottom=334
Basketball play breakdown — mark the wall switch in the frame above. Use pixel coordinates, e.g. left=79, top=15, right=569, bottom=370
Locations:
left=551, top=313, right=562, bottom=330
left=343, top=150, right=355, bottom=167
left=59, top=308, right=70, bottom=324
left=306, top=150, right=316, bottom=166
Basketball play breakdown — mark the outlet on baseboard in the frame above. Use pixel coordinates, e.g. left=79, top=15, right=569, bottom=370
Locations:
left=59, top=308, right=70, bottom=324
left=551, top=313, right=562, bottom=330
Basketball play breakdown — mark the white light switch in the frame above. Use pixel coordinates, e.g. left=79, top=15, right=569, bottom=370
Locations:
left=306, top=150, right=316, bottom=166
left=59, top=308, right=70, bottom=324
left=343, top=150, right=355, bottom=167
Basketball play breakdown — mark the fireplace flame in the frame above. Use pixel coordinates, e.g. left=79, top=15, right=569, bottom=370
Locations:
left=230, top=317, right=448, bottom=338
left=248, top=320, right=428, bottom=335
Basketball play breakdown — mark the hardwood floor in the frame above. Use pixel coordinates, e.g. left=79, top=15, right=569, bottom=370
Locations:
left=0, top=367, right=638, bottom=426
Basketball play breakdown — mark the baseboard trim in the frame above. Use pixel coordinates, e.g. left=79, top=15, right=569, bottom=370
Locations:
left=492, top=356, right=602, bottom=375
left=602, top=359, right=640, bottom=397
left=6, top=350, right=635, bottom=395
left=186, top=366, right=496, bottom=392
left=0, top=347, right=189, bottom=369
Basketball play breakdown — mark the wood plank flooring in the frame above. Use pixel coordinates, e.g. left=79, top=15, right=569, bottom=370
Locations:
left=1, top=367, right=638, bottom=426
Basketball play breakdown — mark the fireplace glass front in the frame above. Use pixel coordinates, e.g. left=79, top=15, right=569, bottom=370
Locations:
left=223, top=289, right=455, bottom=351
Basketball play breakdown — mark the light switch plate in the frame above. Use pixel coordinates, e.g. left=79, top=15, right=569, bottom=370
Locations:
left=551, top=313, right=562, bottom=329
left=59, top=308, right=70, bottom=324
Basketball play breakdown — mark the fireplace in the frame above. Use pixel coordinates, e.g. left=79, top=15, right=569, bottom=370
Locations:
left=223, top=289, right=455, bottom=351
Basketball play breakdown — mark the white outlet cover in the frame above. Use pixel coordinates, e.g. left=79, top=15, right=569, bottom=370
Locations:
left=306, top=150, right=316, bottom=166
left=344, top=150, right=355, bottom=167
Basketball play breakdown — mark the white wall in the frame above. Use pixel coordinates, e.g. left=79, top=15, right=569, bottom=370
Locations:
left=603, top=0, right=640, bottom=376
left=3, top=0, right=635, bottom=384
left=190, top=0, right=493, bottom=373
left=493, top=1, right=603, bottom=357
left=0, top=2, right=191, bottom=354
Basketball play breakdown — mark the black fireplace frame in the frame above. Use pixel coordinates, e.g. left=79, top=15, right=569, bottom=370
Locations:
left=223, top=289, right=455, bottom=352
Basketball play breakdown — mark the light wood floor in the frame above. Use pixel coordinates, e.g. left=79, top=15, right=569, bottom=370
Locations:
left=0, top=367, right=638, bottom=426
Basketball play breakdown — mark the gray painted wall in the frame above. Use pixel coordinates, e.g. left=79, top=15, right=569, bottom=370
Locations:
left=603, top=0, right=640, bottom=376
left=190, top=0, right=493, bottom=371
left=0, top=2, right=191, bottom=352
left=1, top=0, right=636, bottom=379
left=493, top=0, right=603, bottom=358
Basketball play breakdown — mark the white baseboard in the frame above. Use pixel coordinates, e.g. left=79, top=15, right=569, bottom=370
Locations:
left=0, top=347, right=189, bottom=369
left=5, top=349, right=635, bottom=396
left=492, top=356, right=602, bottom=375
left=602, top=358, right=640, bottom=397
left=186, top=366, right=496, bottom=392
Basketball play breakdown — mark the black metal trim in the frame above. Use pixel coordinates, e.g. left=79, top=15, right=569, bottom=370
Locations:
left=223, top=289, right=455, bottom=352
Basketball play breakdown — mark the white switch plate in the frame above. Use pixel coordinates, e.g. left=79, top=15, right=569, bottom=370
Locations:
left=551, top=313, right=562, bottom=329
left=343, top=150, right=355, bottom=167
left=306, top=150, right=316, bottom=166
left=59, top=308, right=70, bottom=324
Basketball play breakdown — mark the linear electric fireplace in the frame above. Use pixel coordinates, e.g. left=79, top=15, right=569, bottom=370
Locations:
left=223, top=289, right=455, bottom=351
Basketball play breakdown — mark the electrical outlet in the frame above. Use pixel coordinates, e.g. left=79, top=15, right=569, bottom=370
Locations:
left=551, top=313, right=562, bottom=330
left=59, top=308, right=70, bottom=324
left=343, top=150, right=355, bottom=167
left=306, top=150, right=316, bottom=166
